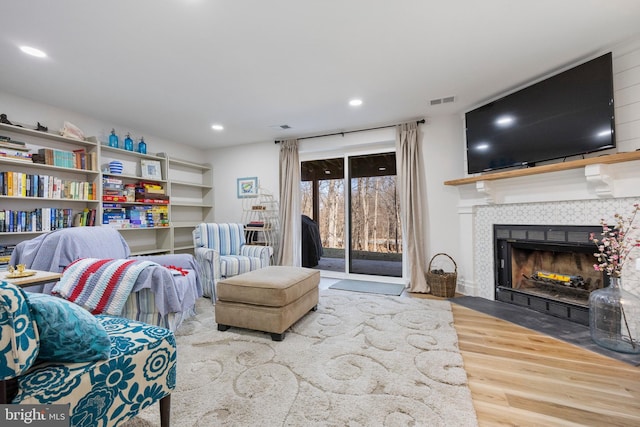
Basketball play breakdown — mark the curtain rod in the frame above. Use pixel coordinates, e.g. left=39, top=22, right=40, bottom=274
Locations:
left=274, top=119, right=425, bottom=144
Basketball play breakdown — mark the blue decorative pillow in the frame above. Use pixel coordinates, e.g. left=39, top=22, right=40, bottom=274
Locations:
left=26, top=292, right=111, bottom=362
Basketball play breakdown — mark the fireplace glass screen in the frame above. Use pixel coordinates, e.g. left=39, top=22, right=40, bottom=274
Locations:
left=510, top=246, right=604, bottom=307
left=494, top=224, right=605, bottom=325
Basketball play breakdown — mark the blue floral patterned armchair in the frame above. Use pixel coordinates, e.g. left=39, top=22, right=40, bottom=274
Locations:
left=193, top=223, right=272, bottom=300
left=0, top=280, right=176, bottom=427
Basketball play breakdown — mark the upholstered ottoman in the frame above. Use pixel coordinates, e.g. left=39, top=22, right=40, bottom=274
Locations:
left=215, top=266, right=319, bottom=341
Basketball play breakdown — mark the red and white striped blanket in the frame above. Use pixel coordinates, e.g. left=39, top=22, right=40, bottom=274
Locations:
left=52, top=258, right=159, bottom=315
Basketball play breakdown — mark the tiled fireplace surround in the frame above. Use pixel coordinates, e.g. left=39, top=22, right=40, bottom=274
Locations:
left=452, top=160, right=640, bottom=307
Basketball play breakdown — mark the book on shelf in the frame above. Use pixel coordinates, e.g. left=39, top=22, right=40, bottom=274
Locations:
left=0, top=244, right=16, bottom=256
left=138, top=182, right=165, bottom=195
left=143, top=187, right=165, bottom=195
left=89, top=152, right=97, bottom=171
left=105, top=219, right=132, bottom=228
left=37, top=148, right=53, bottom=166
left=103, top=177, right=123, bottom=185
left=134, top=198, right=169, bottom=204
left=0, top=151, right=32, bottom=161
left=36, top=148, right=95, bottom=170
left=140, top=182, right=163, bottom=189
left=103, top=195, right=128, bottom=202
left=1, top=171, right=95, bottom=200
left=0, top=139, right=30, bottom=152
left=0, top=207, right=81, bottom=232
left=73, top=148, right=86, bottom=169
left=72, top=208, right=97, bottom=227
left=135, top=191, right=168, bottom=201
left=103, top=182, right=123, bottom=189
left=103, top=190, right=125, bottom=197
left=0, top=243, right=16, bottom=271
left=0, top=136, right=25, bottom=145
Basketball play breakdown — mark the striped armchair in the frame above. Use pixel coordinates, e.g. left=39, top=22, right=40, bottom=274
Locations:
left=9, top=227, right=202, bottom=331
left=193, top=223, right=272, bottom=300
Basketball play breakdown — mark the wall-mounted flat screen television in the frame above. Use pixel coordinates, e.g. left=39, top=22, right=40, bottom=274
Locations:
left=465, top=52, right=615, bottom=174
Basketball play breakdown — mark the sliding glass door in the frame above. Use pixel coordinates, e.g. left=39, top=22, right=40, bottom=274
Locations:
left=301, top=157, right=345, bottom=272
left=301, top=152, right=402, bottom=277
left=348, top=153, right=402, bottom=276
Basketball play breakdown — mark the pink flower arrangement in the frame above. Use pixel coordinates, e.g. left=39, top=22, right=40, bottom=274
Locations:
left=590, top=203, right=640, bottom=277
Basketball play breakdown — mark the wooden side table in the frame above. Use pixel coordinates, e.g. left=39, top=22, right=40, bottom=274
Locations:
left=2, top=270, right=62, bottom=288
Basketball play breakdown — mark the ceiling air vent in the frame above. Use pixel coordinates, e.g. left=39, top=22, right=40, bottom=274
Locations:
left=429, top=96, right=455, bottom=106
left=269, top=124, right=292, bottom=130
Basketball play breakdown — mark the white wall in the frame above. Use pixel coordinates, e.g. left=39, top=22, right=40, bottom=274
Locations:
left=205, top=36, right=640, bottom=290
left=207, top=117, right=466, bottom=279
left=0, top=87, right=468, bottom=278
left=0, top=91, right=205, bottom=161
left=208, top=141, right=280, bottom=222
left=612, top=38, right=640, bottom=152
left=6, top=34, right=638, bottom=290
left=448, top=37, right=640, bottom=298
left=420, top=115, right=465, bottom=265
left=208, top=128, right=401, bottom=223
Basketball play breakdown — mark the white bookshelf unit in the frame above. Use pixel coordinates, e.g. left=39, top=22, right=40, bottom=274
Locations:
left=0, top=123, right=100, bottom=257
left=160, top=153, right=213, bottom=255
left=100, top=146, right=171, bottom=255
left=0, top=123, right=212, bottom=259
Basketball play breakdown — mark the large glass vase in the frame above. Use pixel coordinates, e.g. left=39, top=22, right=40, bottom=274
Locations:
left=589, top=277, right=640, bottom=354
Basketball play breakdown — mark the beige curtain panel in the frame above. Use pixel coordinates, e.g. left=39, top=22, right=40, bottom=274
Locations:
left=396, top=122, right=429, bottom=293
left=277, top=139, right=301, bottom=266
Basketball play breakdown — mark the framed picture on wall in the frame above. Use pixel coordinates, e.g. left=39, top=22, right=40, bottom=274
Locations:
left=237, top=176, right=258, bottom=198
left=141, top=160, right=162, bottom=180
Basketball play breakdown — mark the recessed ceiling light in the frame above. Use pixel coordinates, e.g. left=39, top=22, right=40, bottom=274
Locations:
left=19, top=46, right=47, bottom=58
left=211, top=124, right=224, bottom=131
left=349, top=99, right=363, bottom=107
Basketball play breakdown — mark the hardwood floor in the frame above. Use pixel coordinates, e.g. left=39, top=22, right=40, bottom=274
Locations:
left=404, top=291, right=640, bottom=426
left=322, top=278, right=640, bottom=425
left=451, top=303, right=640, bottom=426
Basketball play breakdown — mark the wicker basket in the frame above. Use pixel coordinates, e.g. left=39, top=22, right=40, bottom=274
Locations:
left=426, top=253, right=457, bottom=298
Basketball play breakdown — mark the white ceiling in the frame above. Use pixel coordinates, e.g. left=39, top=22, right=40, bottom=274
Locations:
left=1, top=0, right=640, bottom=150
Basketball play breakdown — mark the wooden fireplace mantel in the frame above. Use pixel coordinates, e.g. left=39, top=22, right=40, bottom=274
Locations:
left=444, top=151, right=640, bottom=186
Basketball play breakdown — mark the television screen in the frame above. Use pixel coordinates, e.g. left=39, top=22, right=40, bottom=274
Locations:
left=465, top=52, right=615, bottom=174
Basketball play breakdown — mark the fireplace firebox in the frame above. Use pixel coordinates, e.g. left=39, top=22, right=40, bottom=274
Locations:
left=494, top=224, right=608, bottom=325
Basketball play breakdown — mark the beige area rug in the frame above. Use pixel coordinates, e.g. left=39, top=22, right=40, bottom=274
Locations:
left=125, top=289, right=478, bottom=426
